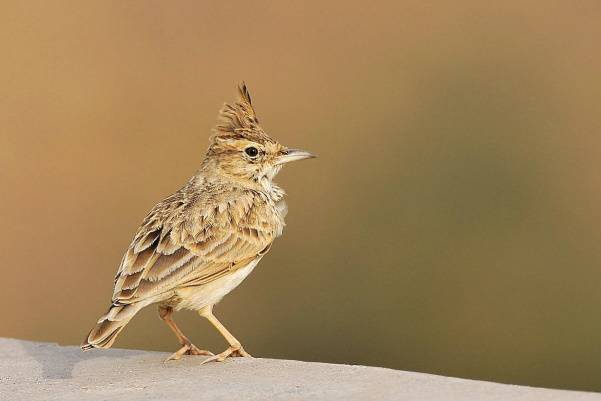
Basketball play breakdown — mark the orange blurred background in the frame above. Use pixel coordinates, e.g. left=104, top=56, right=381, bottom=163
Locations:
left=1, top=0, right=600, bottom=392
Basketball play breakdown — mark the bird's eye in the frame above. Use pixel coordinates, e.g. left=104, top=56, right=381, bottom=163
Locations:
left=245, top=147, right=259, bottom=157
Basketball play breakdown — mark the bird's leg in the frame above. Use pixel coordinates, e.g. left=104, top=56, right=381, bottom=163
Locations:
left=198, top=305, right=252, bottom=364
left=159, top=305, right=214, bottom=361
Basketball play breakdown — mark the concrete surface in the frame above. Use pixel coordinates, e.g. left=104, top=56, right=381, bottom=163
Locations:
left=0, top=338, right=599, bottom=401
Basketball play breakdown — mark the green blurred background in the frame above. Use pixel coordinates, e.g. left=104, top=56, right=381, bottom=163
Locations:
left=1, top=0, right=600, bottom=392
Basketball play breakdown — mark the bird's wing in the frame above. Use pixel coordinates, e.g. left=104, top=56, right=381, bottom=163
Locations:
left=111, top=190, right=277, bottom=305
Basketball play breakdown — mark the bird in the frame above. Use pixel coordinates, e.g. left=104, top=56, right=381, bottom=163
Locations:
left=81, top=83, right=315, bottom=363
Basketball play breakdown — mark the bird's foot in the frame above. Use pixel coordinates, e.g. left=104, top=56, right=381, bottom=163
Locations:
left=165, top=343, right=214, bottom=362
left=200, top=344, right=252, bottom=365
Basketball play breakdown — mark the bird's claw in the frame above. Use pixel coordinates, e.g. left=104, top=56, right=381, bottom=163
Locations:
left=165, top=343, right=214, bottom=362
left=200, top=345, right=252, bottom=365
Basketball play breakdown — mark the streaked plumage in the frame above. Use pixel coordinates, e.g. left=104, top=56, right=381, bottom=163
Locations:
left=82, top=83, right=314, bottom=362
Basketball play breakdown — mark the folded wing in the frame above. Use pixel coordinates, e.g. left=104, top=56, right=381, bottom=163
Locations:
left=111, top=190, right=277, bottom=306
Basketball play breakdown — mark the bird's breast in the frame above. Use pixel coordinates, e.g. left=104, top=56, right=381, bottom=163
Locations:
left=275, top=199, right=288, bottom=219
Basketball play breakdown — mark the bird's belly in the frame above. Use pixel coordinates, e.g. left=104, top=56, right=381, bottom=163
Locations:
left=174, top=258, right=260, bottom=311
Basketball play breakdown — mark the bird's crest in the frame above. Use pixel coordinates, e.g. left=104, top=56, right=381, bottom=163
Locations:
left=212, top=83, right=273, bottom=144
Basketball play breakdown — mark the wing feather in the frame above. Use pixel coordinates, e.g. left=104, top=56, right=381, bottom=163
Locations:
left=110, top=188, right=280, bottom=306
left=144, top=247, right=195, bottom=282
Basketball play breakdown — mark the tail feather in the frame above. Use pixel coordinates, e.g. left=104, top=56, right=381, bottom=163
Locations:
left=81, top=303, right=143, bottom=350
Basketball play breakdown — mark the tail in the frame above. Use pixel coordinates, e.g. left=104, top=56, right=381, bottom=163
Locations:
left=81, top=303, right=144, bottom=350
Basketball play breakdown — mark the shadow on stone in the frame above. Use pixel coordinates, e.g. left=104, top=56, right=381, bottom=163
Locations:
left=13, top=339, right=147, bottom=380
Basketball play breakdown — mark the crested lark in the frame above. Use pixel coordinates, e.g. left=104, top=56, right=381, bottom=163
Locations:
left=82, top=84, right=315, bottom=363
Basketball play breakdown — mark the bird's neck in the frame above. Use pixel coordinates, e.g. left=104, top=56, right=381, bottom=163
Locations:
left=259, top=178, right=286, bottom=203
left=193, top=165, right=285, bottom=202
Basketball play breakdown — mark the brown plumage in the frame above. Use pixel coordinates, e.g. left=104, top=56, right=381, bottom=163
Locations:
left=82, top=83, right=315, bottom=362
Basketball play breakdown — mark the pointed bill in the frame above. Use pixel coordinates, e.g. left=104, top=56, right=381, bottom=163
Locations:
left=275, top=149, right=316, bottom=165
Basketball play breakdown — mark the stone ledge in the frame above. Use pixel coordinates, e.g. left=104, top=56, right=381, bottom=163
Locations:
left=0, top=338, right=598, bottom=401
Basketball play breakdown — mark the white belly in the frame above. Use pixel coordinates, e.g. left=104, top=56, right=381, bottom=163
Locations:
left=174, top=258, right=260, bottom=311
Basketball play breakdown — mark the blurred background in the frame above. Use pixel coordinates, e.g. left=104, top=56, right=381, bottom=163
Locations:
left=1, top=0, right=600, bottom=392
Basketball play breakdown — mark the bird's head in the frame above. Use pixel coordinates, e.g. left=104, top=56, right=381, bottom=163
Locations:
left=204, top=83, right=315, bottom=187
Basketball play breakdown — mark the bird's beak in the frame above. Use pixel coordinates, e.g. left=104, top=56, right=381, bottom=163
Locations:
left=275, top=149, right=316, bottom=165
